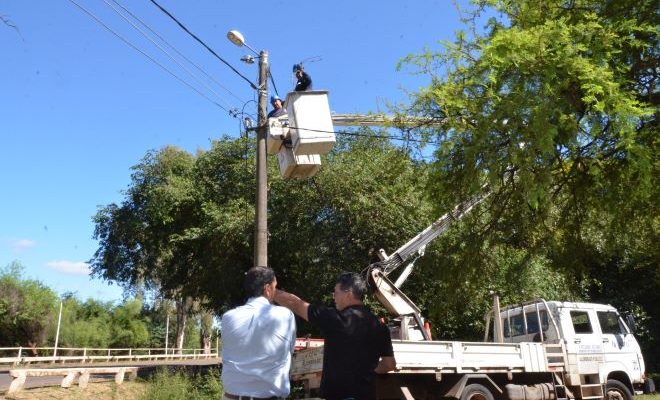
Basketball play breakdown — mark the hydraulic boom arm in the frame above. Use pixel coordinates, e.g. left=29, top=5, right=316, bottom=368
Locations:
left=368, top=184, right=492, bottom=340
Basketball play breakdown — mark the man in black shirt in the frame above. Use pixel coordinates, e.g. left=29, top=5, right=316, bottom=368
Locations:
left=274, top=272, right=396, bottom=400
left=293, top=63, right=312, bottom=91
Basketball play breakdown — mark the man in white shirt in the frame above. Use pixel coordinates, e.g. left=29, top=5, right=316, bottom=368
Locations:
left=221, top=266, right=296, bottom=399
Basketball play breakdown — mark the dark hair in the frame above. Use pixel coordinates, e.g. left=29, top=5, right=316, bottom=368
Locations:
left=244, top=266, right=275, bottom=298
left=336, top=272, right=366, bottom=301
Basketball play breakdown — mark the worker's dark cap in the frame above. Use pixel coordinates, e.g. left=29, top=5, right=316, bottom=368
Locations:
left=292, top=63, right=303, bottom=72
left=270, top=95, right=280, bottom=104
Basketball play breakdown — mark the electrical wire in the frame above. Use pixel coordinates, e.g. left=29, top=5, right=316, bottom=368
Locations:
left=67, top=0, right=231, bottom=113
left=108, top=0, right=246, bottom=104
left=268, top=68, right=280, bottom=98
left=148, top=0, right=258, bottom=90
left=102, top=0, right=238, bottom=111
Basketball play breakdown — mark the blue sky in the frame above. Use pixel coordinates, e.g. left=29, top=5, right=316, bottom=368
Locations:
left=1, top=1, right=470, bottom=303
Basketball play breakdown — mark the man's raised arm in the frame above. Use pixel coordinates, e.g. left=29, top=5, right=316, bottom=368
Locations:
left=274, top=289, right=310, bottom=321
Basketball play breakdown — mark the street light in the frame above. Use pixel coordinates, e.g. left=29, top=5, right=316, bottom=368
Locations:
left=227, top=30, right=258, bottom=56
left=227, top=29, right=269, bottom=268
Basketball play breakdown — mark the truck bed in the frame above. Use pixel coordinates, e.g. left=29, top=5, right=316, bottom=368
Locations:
left=291, top=339, right=555, bottom=380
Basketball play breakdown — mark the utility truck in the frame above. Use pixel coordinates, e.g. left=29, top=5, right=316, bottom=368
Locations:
left=290, top=185, right=654, bottom=399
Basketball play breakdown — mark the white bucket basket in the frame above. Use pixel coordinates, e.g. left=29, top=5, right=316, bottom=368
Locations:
left=277, top=145, right=321, bottom=179
left=285, top=91, right=335, bottom=156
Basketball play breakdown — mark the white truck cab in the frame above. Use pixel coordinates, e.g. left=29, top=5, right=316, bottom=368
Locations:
left=491, top=299, right=647, bottom=399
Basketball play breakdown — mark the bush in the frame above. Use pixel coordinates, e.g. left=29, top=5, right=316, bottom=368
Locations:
left=141, top=368, right=222, bottom=400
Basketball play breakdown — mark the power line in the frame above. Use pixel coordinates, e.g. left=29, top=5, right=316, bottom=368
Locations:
left=102, top=0, right=238, bottom=111
left=67, top=0, right=231, bottom=113
left=268, top=69, right=280, bottom=98
left=107, top=0, right=246, bottom=105
left=148, top=0, right=258, bottom=91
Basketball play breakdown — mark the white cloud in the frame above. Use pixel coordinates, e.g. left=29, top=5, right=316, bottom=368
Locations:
left=11, top=239, right=37, bottom=252
left=45, top=260, right=91, bottom=275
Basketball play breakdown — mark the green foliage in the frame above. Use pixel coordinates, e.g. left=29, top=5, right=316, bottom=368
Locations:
left=90, top=132, right=578, bottom=341
left=111, top=298, right=150, bottom=348
left=57, top=296, right=150, bottom=349
left=268, top=132, right=434, bottom=310
left=0, top=261, right=59, bottom=348
left=398, top=0, right=658, bottom=367
left=57, top=298, right=113, bottom=348
left=141, top=368, right=222, bottom=400
left=91, top=133, right=434, bottom=313
left=402, top=0, right=656, bottom=241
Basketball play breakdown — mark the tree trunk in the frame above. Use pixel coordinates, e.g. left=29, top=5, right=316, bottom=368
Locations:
left=175, top=296, right=193, bottom=354
left=200, top=311, right=213, bottom=355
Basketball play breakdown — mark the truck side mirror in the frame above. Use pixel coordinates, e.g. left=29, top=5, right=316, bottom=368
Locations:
left=624, top=313, right=637, bottom=334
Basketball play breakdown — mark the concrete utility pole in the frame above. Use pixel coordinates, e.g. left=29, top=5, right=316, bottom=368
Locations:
left=227, top=30, right=269, bottom=268
left=254, top=50, right=269, bottom=268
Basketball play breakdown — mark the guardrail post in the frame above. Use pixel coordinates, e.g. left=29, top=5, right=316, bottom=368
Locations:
left=129, top=348, right=132, bottom=360
left=83, top=348, right=87, bottom=364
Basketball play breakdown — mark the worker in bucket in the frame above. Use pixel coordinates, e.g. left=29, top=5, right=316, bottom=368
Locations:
left=221, top=266, right=296, bottom=399
left=274, top=272, right=396, bottom=400
left=267, top=95, right=286, bottom=118
left=293, top=63, right=312, bottom=91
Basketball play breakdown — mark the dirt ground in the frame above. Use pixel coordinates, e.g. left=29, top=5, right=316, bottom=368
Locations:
left=1, top=381, right=146, bottom=400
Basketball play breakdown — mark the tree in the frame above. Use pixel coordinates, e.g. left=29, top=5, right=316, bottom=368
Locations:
left=90, top=133, right=433, bottom=313
left=110, top=298, right=150, bottom=348
left=90, top=130, right=594, bottom=343
left=402, top=0, right=656, bottom=252
left=58, top=296, right=113, bottom=348
left=0, top=261, right=59, bottom=352
left=267, top=133, right=434, bottom=311
left=399, top=0, right=658, bottom=363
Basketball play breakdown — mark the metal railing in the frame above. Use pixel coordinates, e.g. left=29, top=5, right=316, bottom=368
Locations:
left=0, top=346, right=219, bottom=366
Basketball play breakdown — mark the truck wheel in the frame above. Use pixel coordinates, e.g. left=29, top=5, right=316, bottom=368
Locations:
left=606, top=379, right=633, bottom=400
left=460, top=383, right=495, bottom=400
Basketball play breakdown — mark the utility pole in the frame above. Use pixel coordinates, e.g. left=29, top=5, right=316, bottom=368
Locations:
left=254, top=50, right=269, bottom=267
left=226, top=31, right=269, bottom=268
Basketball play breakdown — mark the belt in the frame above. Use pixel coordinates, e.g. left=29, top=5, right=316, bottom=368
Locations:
left=224, top=393, right=280, bottom=400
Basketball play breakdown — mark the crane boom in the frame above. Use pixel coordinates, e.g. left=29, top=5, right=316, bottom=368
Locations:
left=368, top=184, right=492, bottom=341
left=375, top=184, right=491, bottom=277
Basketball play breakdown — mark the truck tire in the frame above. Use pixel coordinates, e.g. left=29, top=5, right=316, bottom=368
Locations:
left=606, top=379, right=633, bottom=400
left=460, top=383, right=495, bottom=400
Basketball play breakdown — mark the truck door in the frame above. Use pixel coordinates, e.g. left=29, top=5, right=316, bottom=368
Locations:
left=596, top=310, right=643, bottom=382
left=564, top=309, right=604, bottom=375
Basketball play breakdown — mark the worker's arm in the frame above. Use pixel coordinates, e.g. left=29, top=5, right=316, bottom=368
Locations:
left=274, top=289, right=310, bottom=321
left=375, top=356, right=396, bottom=374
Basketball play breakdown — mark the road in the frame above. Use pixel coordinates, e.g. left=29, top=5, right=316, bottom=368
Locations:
left=0, top=358, right=221, bottom=393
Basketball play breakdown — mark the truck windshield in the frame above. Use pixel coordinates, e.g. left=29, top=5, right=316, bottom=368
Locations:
left=597, top=311, right=626, bottom=335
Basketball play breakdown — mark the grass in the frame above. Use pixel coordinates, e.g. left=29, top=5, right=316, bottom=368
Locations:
left=2, top=368, right=222, bottom=400
left=1, top=381, right=146, bottom=400
left=141, top=368, right=223, bottom=400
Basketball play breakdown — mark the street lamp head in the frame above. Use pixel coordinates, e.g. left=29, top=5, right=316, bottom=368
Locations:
left=227, top=30, right=246, bottom=47
left=227, top=29, right=259, bottom=56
